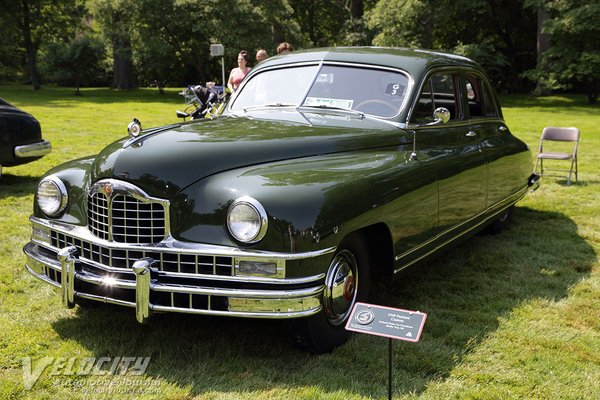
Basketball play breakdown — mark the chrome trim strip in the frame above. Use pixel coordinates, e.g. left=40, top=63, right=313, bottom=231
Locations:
left=15, top=140, right=52, bottom=158
left=30, top=216, right=335, bottom=261
left=76, top=269, right=136, bottom=289
left=150, top=305, right=322, bottom=319
left=150, top=282, right=324, bottom=299
left=76, top=292, right=136, bottom=308
left=394, top=187, right=527, bottom=270
left=25, top=264, right=60, bottom=288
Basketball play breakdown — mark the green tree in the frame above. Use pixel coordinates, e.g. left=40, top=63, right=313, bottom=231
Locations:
left=0, top=0, right=83, bottom=89
left=89, top=0, right=137, bottom=89
left=290, top=0, right=346, bottom=47
left=532, top=0, right=600, bottom=104
left=173, top=0, right=302, bottom=82
left=367, top=0, right=537, bottom=91
left=367, top=0, right=436, bottom=48
left=41, top=36, right=107, bottom=95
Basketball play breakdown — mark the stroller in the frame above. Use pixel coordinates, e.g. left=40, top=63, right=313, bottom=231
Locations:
left=176, top=83, right=228, bottom=120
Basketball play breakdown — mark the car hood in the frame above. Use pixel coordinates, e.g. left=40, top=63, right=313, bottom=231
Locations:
left=92, top=111, right=409, bottom=198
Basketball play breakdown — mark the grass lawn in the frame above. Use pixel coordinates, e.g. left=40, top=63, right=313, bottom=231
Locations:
left=0, top=84, right=598, bottom=399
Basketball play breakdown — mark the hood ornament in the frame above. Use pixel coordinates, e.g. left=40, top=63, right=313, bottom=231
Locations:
left=127, top=118, right=142, bottom=138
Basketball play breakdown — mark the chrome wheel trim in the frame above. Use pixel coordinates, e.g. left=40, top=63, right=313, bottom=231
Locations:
left=323, top=249, right=358, bottom=326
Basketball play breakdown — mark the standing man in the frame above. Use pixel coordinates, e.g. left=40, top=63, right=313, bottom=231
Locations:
left=256, top=49, right=268, bottom=63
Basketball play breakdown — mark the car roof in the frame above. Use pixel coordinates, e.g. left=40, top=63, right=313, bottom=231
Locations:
left=256, top=47, right=479, bottom=77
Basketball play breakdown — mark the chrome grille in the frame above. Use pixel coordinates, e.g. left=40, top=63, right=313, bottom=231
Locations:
left=51, top=230, right=234, bottom=275
left=111, top=194, right=165, bottom=243
left=88, top=193, right=109, bottom=240
left=87, top=180, right=168, bottom=245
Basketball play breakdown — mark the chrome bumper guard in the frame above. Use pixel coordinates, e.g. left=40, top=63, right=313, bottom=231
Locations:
left=24, top=222, right=330, bottom=321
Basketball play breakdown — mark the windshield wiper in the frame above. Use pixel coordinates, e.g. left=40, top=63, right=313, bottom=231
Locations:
left=243, top=103, right=296, bottom=112
left=297, top=104, right=364, bottom=118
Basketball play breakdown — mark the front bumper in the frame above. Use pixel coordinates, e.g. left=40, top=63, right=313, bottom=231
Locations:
left=24, top=218, right=333, bottom=322
left=15, top=140, right=52, bottom=159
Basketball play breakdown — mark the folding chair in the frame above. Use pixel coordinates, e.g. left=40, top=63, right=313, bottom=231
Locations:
left=533, top=126, right=580, bottom=186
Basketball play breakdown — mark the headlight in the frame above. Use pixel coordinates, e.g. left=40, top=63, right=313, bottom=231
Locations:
left=227, top=196, right=268, bottom=243
left=37, top=176, right=68, bottom=217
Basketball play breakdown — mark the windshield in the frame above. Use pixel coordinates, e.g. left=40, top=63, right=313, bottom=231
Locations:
left=230, top=64, right=409, bottom=118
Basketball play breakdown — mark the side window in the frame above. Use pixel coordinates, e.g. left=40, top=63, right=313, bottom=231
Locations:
left=411, top=73, right=460, bottom=124
left=465, top=74, right=499, bottom=118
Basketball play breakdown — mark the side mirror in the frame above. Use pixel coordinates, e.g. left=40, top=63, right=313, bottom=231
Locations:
left=433, top=107, right=450, bottom=124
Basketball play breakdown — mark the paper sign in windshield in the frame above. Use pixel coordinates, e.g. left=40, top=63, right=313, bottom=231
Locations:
left=304, top=97, right=353, bottom=109
left=345, top=302, right=427, bottom=342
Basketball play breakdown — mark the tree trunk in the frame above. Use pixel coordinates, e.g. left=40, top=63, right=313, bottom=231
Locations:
left=271, top=23, right=285, bottom=47
left=349, top=0, right=364, bottom=19
left=419, top=14, right=434, bottom=49
left=489, top=2, right=521, bottom=91
left=111, top=33, right=135, bottom=90
left=21, top=0, right=40, bottom=90
left=586, top=83, right=598, bottom=105
left=308, top=1, right=317, bottom=46
left=534, top=5, right=552, bottom=96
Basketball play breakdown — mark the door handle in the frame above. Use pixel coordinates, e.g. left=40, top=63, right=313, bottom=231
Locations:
left=466, top=131, right=477, bottom=137
left=498, top=125, right=508, bottom=132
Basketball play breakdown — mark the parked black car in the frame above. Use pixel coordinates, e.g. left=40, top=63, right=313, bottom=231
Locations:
left=0, top=98, right=51, bottom=178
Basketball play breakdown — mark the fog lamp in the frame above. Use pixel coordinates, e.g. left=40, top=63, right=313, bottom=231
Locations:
left=238, top=261, right=278, bottom=276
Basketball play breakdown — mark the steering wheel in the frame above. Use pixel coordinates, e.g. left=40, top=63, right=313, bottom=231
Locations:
left=354, top=99, right=398, bottom=114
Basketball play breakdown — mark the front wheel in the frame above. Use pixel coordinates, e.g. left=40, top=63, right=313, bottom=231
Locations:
left=288, top=234, right=370, bottom=354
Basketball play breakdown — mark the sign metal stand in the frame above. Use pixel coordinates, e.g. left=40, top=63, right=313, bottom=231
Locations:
left=345, top=302, right=427, bottom=400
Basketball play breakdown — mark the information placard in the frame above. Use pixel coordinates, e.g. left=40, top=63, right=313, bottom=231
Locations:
left=345, top=302, right=427, bottom=342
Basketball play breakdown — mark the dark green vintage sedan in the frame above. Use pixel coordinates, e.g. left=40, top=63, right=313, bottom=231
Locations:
left=24, top=47, right=537, bottom=353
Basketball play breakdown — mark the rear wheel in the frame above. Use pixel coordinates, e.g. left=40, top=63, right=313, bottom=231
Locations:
left=485, top=205, right=514, bottom=234
left=288, top=234, right=370, bottom=354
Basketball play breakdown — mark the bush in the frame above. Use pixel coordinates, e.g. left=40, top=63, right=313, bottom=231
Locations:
left=41, top=37, right=109, bottom=94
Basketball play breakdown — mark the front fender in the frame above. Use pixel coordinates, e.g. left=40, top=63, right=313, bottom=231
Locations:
left=32, top=156, right=96, bottom=225
left=170, top=147, right=428, bottom=253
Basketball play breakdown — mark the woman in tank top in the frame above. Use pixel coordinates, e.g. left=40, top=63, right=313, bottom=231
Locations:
left=227, top=50, right=251, bottom=92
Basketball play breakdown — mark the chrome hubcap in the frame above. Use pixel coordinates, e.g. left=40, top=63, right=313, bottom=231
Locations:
left=323, top=250, right=358, bottom=326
